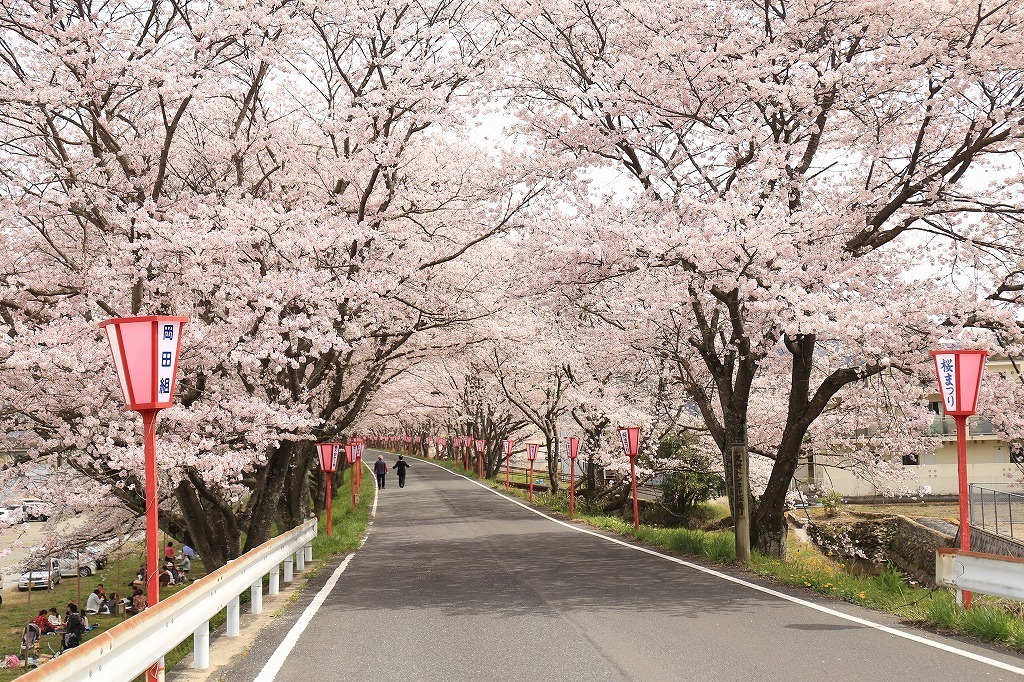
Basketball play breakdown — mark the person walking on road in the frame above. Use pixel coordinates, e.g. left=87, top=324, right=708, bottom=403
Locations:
left=374, top=455, right=388, bottom=489
left=393, top=455, right=410, bottom=488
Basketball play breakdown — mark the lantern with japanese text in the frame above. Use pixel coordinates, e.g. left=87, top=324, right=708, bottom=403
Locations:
left=930, top=349, right=989, bottom=607
left=100, top=315, right=188, bottom=682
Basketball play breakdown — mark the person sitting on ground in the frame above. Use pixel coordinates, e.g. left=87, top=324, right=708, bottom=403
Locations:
left=165, top=560, right=181, bottom=585
left=128, top=587, right=147, bottom=615
left=46, top=607, right=62, bottom=630
left=85, top=588, right=103, bottom=614
left=158, top=563, right=173, bottom=587
left=31, top=609, right=54, bottom=635
left=79, top=610, right=92, bottom=631
left=96, top=583, right=107, bottom=602
left=103, top=592, right=120, bottom=615
left=182, top=543, right=196, bottom=561
left=62, top=604, right=84, bottom=651
left=177, top=552, right=191, bottom=579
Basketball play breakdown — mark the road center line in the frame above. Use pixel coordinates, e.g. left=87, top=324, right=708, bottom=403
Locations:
left=416, top=456, right=1024, bottom=677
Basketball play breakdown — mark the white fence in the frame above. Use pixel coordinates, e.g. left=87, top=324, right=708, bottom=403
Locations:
left=936, top=547, right=1024, bottom=602
left=20, top=518, right=318, bottom=681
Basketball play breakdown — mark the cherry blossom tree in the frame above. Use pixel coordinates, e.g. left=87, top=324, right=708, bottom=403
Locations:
left=501, top=0, right=1024, bottom=556
left=0, top=0, right=535, bottom=567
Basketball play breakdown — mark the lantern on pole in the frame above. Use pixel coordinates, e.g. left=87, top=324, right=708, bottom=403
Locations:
left=463, top=436, right=471, bottom=471
left=475, top=439, right=486, bottom=479
left=526, top=443, right=539, bottom=502
left=100, top=315, right=188, bottom=682
left=502, top=439, right=514, bottom=491
left=566, top=437, right=580, bottom=518
left=930, top=349, right=989, bottom=607
left=618, top=427, right=641, bottom=530
left=316, top=443, right=342, bottom=536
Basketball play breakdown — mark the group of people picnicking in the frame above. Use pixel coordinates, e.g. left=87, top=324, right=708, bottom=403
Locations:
left=374, top=455, right=411, bottom=489
left=12, top=541, right=200, bottom=666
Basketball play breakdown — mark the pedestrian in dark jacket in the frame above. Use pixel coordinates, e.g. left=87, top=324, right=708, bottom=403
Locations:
left=374, top=455, right=388, bottom=489
left=393, top=455, right=410, bottom=488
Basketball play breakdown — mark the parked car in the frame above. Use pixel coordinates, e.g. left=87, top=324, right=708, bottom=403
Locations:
left=17, top=559, right=60, bottom=591
left=57, top=552, right=100, bottom=578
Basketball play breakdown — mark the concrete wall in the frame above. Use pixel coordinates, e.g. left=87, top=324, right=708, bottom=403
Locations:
left=971, top=526, right=1024, bottom=559
left=813, top=459, right=1021, bottom=497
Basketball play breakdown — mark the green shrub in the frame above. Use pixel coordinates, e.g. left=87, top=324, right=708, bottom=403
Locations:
left=925, top=593, right=961, bottom=629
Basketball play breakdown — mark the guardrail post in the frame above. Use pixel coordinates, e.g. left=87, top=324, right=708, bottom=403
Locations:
left=284, top=556, right=294, bottom=583
left=304, top=543, right=313, bottom=563
left=269, top=564, right=280, bottom=595
left=193, top=621, right=210, bottom=669
left=296, top=548, right=305, bottom=571
left=251, top=578, right=263, bottom=615
left=227, top=595, right=240, bottom=637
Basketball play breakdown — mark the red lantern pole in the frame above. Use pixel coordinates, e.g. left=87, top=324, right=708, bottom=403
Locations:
left=930, top=349, right=989, bottom=609
left=325, top=471, right=334, bottom=536
left=100, top=315, right=188, bottom=682
left=526, top=443, right=538, bottom=502
left=567, top=437, right=579, bottom=518
left=476, top=439, right=485, bottom=479
left=141, top=409, right=159, bottom=637
left=502, top=439, right=514, bottom=491
left=619, top=427, right=641, bottom=530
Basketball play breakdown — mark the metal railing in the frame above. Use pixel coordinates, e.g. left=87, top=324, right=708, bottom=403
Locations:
left=19, top=518, right=317, bottom=681
left=970, top=484, right=1024, bottom=543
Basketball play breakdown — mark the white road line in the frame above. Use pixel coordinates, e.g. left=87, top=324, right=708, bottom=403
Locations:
left=252, top=553, right=354, bottom=682
left=255, top=468, right=379, bottom=681
left=418, top=457, right=1024, bottom=677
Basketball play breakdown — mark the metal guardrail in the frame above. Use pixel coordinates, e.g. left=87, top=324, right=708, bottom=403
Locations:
left=970, top=484, right=1024, bottom=543
left=19, top=518, right=318, bottom=681
left=936, top=548, right=1024, bottom=602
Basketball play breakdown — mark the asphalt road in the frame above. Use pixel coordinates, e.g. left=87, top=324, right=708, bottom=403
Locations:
left=229, top=455, right=1024, bottom=681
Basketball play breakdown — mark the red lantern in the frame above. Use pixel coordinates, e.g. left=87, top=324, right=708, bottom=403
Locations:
left=930, top=349, right=989, bottom=608
left=317, top=443, right=342, bottom=473
left=617, top=427, right=640, bottom=458
left=100, top=316, right=188, bottom=410
left=930, top=350, right=989, bottom=416
left=100, top=315, right=188, bottom=682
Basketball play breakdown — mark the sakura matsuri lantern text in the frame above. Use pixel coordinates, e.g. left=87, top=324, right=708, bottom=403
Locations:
left=316, top=443, right=342, bottom=536
left=100, top=315, right=188, bottom=682
left=930, top=349, right=989, bottom=608
left=618, top=427, right=641, bottom=530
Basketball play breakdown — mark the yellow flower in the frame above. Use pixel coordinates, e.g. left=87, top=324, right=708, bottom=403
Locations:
left=856, top=592, right=866, bottom=599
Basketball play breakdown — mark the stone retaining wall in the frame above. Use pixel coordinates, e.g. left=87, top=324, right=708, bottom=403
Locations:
left=805, top=514, right=955, bottom=586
